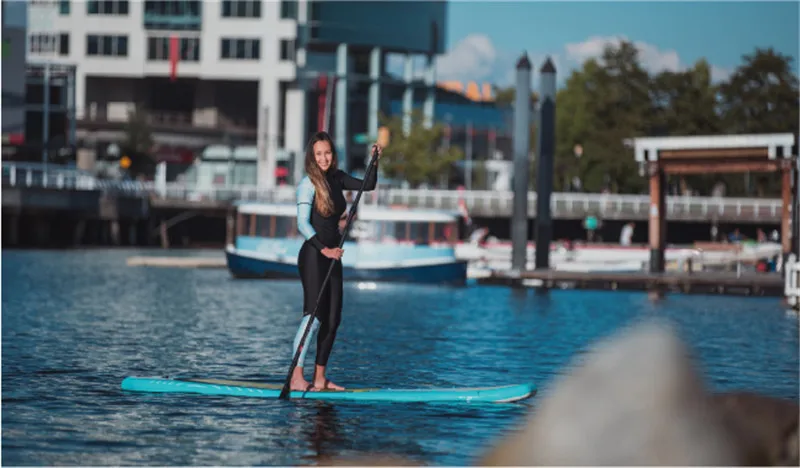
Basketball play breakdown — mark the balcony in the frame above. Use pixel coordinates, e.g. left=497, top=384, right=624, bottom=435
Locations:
left=143, top=0, right=203, bottom=31
left=143, top=13, right=202, bottom=30
left=78, top=106, right=257, bottom=137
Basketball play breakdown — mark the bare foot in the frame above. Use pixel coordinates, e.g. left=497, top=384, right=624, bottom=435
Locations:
left=314, top=379, right=345, bottom=391
left=290, top=377, right=313, bottom=392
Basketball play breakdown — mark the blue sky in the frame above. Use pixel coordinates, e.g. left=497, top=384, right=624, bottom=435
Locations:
left=431, top=1, right=799, bottom=87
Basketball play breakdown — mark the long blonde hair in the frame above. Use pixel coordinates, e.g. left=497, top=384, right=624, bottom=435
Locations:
left=304, top=131, right=338, bottom=217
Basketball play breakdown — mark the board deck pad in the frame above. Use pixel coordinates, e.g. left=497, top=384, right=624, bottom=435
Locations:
left=121, top=376, right=536, bottom=403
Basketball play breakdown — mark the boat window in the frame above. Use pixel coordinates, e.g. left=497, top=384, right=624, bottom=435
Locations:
left=237, top=213, right=250, bottom=236
left=409, top=222, right=429, bottom=245
left=368, top=221, right=407, bottom=242
left=255, top=215, right=271, bottom=237
left=395, top=221, right=410, bottom=241
left=433, top=223, right=453, bottom=243
left=275, top=216, right=293, bottom=238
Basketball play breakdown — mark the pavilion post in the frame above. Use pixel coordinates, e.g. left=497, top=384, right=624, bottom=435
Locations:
left=648, top=162, right=666, bottom=273
left=781, top=163, right=792, bottom=258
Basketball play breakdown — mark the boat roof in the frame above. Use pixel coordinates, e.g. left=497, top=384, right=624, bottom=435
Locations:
left=235, top=202, right=461, bottom=223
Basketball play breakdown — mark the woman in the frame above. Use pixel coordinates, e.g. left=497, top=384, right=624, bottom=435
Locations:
left=291, top=131, right=381, bottom=392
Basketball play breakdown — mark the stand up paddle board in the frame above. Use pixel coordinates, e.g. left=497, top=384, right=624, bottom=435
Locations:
left=121, top=377, right=536, bottom=403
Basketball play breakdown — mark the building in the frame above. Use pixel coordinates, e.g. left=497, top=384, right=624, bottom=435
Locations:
left=2, top=1, right=28, bottom=153
left=386, top=80, right=515, bottom=190
left=25, top=0, right=447, bottom=189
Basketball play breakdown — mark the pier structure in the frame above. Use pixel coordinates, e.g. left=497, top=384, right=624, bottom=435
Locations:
left=2, top=159, right=794, bottom=250
left=631, top=133, right=798, bottom=273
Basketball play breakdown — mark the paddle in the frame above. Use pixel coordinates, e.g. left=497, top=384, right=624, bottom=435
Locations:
left=278, top=146, right=380, bottom=400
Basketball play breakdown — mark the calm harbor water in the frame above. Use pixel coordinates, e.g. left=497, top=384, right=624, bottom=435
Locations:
left=2, top=249, right=798, bottom=466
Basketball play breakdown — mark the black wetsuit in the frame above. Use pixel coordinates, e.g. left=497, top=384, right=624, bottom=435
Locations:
left=295, top=167, right=377, bottom=366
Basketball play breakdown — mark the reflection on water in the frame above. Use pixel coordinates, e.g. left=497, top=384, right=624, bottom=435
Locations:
left=2, top=249, right=797, bottom=465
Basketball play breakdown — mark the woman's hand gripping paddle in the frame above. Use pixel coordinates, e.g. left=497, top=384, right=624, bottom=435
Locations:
left=278, top=146, right=381, bottom=400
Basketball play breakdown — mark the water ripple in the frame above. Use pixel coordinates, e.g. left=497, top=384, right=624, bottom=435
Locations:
left=2, top=249, right=797, bottom=465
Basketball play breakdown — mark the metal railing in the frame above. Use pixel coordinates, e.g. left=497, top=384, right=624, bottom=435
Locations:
left=1, top=162, right=786, bottom=220
left=2, top=162, right=151, bottom=195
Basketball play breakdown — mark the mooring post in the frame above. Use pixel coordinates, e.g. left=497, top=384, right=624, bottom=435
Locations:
left=511, top=53, right=532, bottom=274
left=535, top=57, right=557, bottom=270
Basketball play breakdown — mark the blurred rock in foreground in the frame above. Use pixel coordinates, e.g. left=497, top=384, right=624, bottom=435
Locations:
left=479, top=320, right=798, bottom=466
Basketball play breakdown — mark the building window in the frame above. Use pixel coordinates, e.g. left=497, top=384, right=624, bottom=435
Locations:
left=86, top=34, right=128, bottom=57
left=29, top=34, right=57, bottom=54
left=87, top=0, right=129, bottom=15
left=144, top=1, right=202, bottom=30
left=145, top=0, right=201, bottom=16
left=58, top=33, right=69, bottom=55
left=222, top=0, right=261, bottom=18
left=147, top=36, right=200, bottom=61
left=220, top=38, right=260, bottom=60
left=59, top=0, right=70, bottom=15
left=280, top=0, right=297, bottom=19
left=279, top=39, right=294, bottom=61
left=28, top=33, right=70, bottom=56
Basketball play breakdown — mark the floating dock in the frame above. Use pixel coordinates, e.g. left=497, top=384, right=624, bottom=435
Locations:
left=126, top=256, right=226, bottom=269
left=477, top=269, right=784, bottom=297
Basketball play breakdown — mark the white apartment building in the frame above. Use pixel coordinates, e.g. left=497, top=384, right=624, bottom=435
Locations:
left=26, top=0, right=447, bottom=189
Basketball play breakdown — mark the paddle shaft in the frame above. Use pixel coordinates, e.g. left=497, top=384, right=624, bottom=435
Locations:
left=278, top=148, right=379, bottom=400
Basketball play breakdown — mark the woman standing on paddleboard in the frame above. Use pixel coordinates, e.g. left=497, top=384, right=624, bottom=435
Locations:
left=290, top=131, right=381, bottom=392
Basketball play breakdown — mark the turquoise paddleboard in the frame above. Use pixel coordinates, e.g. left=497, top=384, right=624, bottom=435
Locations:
left=121, top=377, right=536, bottom=403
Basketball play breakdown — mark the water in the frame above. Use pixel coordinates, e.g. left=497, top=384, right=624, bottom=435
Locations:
left=2, top=249, right=797, bottom=466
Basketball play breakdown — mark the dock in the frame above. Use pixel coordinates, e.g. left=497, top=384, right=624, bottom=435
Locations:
left=126, top=256, right=227, bottom=269
left=477, top=269, right=784, bottom=297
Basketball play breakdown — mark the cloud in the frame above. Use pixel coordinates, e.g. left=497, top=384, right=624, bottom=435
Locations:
left=564, top=35, right=732, bottom=83
left=387, top=34, right=733, bottom=90
left=386, top=34, right=508, bottom=84
left=565, top=35, right=680, bottom=74
left=435, top=34, right=499, bottom=81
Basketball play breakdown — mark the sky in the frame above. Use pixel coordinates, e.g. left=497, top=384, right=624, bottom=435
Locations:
left=5, top=0, right=797, bottom=88
left=430, top=0, right=800, bottom=87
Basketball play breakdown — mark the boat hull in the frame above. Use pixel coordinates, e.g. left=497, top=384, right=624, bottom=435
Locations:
left=226, top=249, right=469, bottom=286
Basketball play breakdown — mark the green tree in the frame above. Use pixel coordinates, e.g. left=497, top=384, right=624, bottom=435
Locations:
left=555, top=42, right=651, bottom=194
left=554, top=64, right=593, bottom=191
left=378, top=109, right=464, bottom=187
left=121, top=105, right=156, bottom=179
left=718, top=48, right=799, bottom=197
left=718, top=47, right=799, bottom=134
left=649, top=59, right=721, bottom=136
left=649, top=59, right=724, bottom=195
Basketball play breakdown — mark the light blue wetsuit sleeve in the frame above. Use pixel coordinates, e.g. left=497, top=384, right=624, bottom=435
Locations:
left=296, top=177, right=325, bottom=251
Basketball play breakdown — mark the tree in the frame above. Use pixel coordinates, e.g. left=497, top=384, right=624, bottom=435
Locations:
left=378, top=109, right=464, bottom=187
left=718, top=48, right=799, bottom=135
left=718, top=48, right=799, bottom=197
left=552, top=44, right=799, bottom=196
left=649, top=59, right=721, bottom=136
left=121, top=105, right=156, bottom=179
left=649, top=60, right=724, bottom=195
left=554, top=65, right=593, bottom=191
left=554, top=42, right=651, bottom=193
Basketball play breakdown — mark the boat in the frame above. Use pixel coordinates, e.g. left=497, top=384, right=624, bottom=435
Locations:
left=120, top=376, right=536, bottom=403
left=225, top=202, right=469, bottom=285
